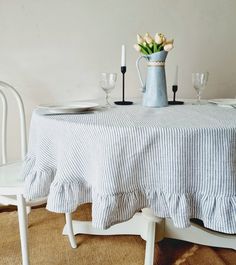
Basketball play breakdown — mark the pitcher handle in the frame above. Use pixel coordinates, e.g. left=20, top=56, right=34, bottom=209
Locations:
left=136, top=55, right=148, bottom=92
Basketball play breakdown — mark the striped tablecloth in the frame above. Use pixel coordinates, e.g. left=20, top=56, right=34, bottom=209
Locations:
left=22, top=104, right=236, bottom=233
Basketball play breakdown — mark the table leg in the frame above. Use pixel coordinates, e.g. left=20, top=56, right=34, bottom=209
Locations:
left=142, top=208, right=165, bottom=265
left=63, top=209, right=236, bottom=253
left=63, top=212, right=149, bottom=238
left=144, top=220, right=156, bottom=265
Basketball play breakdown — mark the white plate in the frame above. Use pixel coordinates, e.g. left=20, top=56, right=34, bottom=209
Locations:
left=37, top=102, right=99, bottom=114
left=208, top=99, right=236, bottom=108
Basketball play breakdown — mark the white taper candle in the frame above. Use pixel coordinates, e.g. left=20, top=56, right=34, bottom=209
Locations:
left=121, top=45, right=126, bottom=67
left=174, top=65, right=178, bottom=86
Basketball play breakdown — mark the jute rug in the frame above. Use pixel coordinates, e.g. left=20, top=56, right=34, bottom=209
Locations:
left=0, top=204, right=235, bottom=265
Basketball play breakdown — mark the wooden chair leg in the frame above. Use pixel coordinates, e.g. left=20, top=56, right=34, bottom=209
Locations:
left=144, top=221, right=156, bottom=265
left=65, top=213, right=77, bottom=248
left=17, top=194, right=30, bottom=265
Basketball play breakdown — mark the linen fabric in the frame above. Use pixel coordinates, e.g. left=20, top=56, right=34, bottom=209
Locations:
left=22, top=104, right=236, bottom=233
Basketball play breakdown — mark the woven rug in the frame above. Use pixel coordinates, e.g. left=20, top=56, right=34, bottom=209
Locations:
left=0, top=204, right=235, bottom=265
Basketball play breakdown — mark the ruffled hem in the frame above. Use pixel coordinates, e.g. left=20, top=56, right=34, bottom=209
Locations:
left=47, top=182, right=236, bottom=234
left=22, top=156, right=56, bottom=200
left=22, top=160, right=236, bottom=234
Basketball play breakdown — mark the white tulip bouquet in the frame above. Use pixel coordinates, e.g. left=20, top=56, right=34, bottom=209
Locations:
left=134, top=32, right=174, bottom=55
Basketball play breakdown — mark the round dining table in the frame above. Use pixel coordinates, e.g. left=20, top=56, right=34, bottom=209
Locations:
left=22, top=101, right=236, bottom=263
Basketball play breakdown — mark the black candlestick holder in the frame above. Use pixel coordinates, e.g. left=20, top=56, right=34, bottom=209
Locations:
left=114, top=66, right=133, bottom=105
left=168, top=85, right=184, bottom=105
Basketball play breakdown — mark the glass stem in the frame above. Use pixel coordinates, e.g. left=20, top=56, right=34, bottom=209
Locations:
left=106, top=93, right=110, bottom=106
left=197, top=93, right=201, bottom=104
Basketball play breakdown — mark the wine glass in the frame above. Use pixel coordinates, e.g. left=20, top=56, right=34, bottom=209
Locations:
left=192, top=72, right=209, bottom=104
left=100, top=73, right=117, bottom=108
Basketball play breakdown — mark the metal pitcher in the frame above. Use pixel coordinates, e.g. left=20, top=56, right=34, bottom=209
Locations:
left=136, top=50, right=168, bottom=107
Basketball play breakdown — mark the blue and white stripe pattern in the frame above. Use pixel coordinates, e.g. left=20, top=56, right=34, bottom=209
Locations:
left=22, top=104, right=236, bottom=233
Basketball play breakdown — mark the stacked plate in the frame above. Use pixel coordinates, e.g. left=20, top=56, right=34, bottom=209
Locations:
left=208, top=99, right=236, bottom=108
left=37, top=102, right=99, bottom=114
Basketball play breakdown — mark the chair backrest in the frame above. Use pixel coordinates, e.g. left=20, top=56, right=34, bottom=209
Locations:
left=0, top=81, right=27, bottom=164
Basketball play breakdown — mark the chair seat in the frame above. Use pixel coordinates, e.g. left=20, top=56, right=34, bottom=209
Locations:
left=0, top=161, right=24, bottom=195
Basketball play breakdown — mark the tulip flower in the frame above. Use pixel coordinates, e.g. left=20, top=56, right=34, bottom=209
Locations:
left=154, top=33, right=162, bottom=44
left=144, top=32, right=153, bottom=44
left=165, top=39, right=174, bottom=45
left=137, top=34, right=145, bottom=44
left=164, top=43, right=174, bottom=52
left=134, top=32, right=174, bottom=54
left=162, top=35, right=166, bottom=43
left=155, top=33, right=165, bottom=44
left=133, top=44, right=141, bottom=52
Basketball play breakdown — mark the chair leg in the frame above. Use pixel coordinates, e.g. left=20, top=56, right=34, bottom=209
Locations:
left=144, top=221, right=156, bottom=265
left=17, top=194, right=30, bottom=265
left=65, top=213, right=77, bottom=248
left=26, top=206, right=31, bottom=215
left=25, top=206, right=31, bottom=228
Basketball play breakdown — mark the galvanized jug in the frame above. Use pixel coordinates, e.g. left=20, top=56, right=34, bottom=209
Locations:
left=136, top=50, right=168, bottom=107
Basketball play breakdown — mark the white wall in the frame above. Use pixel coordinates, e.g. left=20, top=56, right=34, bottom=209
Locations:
left=0, top=0, right=235, bottom=161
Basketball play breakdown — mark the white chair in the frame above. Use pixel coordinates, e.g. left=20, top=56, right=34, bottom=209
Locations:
left=65, top=213, right=77, bottom=248
left=0, top=81, right=46, bottom=265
